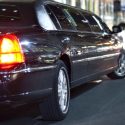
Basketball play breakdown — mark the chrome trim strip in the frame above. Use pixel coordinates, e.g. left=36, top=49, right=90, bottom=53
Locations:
left=0, top=65, right=57, bottom=74
left=73, top=53, right=120, bottom=64
left=13, top=65, right=57, bottom=73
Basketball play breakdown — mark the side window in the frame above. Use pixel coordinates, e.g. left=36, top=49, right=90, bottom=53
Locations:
left=65, top=8, right=91, bottom=31
left=84, top=14, right=103, bottom=33
left=95, top=15, right=111, bottom=34
left=46, top=4, right=74, bottom=30
left=45, top=5, right=60, bottom=29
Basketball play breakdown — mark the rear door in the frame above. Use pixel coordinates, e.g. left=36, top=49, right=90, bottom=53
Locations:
left=63, top=7, right=91, bottom=81
left=45, top=3, right=89, bottom=83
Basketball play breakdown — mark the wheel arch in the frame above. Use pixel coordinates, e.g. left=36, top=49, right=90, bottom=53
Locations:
left=59, top=54, right=72, bottom=82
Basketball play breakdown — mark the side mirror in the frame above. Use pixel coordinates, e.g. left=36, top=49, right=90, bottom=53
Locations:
left=112, top=25, right=122, bottom=33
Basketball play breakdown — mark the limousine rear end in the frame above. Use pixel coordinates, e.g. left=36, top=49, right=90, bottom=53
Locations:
left=0, top=0, right=124, bottom=121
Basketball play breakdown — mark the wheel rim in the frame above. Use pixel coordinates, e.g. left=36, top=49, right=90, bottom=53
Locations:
left=58, top=68, right=69, bottom=113
left=115, top=54, right=125, bottom=76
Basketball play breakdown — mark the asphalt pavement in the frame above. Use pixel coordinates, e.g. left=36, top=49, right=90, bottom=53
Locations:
left=0, top=76, right=125, bottom=125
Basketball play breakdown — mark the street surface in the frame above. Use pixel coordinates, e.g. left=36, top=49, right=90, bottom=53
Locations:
left=0, top=76, right=125, bottom=125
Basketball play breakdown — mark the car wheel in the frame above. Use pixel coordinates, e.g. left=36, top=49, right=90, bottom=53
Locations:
left=39, top=60, right=70, bottom=121
left=107, top=53, right=125, bottom=79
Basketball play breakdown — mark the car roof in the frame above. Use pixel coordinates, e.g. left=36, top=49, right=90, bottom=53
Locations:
left=0, top=0, right=94, bottom=17
left=0, top=0, right=35, bottom=2
left=0, top=0, right=36, bottom=5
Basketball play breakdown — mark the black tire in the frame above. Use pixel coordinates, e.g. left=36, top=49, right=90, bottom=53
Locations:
left=39, top=60, right=70, bottom=121
left=107, top=53, right=125, bottom=79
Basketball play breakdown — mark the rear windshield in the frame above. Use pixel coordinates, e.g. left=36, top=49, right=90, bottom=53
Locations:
left=0, top=5, right=21, bottom=22
left=0, top=3, right=38, bottom=28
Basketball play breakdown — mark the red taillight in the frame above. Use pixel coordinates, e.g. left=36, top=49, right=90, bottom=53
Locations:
left=0, top=34, right=24, bottom=70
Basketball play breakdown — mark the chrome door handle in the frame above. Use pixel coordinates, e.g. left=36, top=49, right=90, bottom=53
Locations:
left=78, top=34, right=85, bottom=38
left=62, top=37, right=70, bottom=43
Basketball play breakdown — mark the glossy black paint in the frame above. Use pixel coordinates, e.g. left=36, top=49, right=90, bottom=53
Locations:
left=0, top=0, right=122, bottom=106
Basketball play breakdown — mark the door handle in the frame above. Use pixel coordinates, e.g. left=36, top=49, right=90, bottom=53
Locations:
left=62, top=37, right=70, bottom=43
left=78, top=34, right=85, bottom=38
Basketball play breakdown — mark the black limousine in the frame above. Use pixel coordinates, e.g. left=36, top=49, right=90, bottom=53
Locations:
left=0, top=0, right=124, bottom=121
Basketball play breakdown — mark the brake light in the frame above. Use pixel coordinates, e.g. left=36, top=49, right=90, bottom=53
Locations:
left=0, top=34, right=24, bottom=70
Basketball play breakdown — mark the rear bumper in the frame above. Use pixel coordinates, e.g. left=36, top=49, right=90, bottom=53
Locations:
left=0, top=64, right=57, bottom=106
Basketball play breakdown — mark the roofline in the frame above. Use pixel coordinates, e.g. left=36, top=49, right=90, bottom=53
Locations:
left=0, top=0, right=95, bottom=15
left=39, top=0, right=95, bottom=15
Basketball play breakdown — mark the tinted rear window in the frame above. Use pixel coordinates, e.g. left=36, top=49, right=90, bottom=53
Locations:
left=46, top=4, right=74, bottom=30
left=64, top=8, right=91, bottom=31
